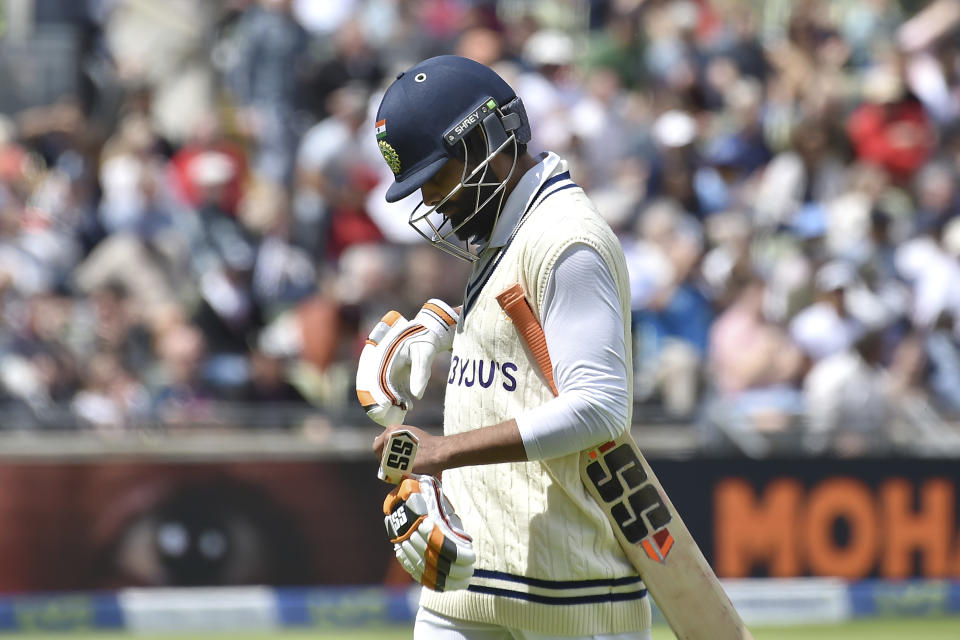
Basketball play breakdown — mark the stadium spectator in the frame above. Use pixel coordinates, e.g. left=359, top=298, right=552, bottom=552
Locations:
left=627, top=199, right=712, bottom=416
left=789, top=261, right=866, bottom=362
left=294, top=85, right=381, bottom=258
left=168, top=114, right=248, bottom=217
left=227, top=0, right=309, bottom=185
left=235, top=349, right=309, bottom=406
left=150, top=320, right=216, bottom=426
left=803, top=329, right=894, bottom=455
left=706, top=277, right=806, bottom=442
left=847, top=65, right=936, bottom=183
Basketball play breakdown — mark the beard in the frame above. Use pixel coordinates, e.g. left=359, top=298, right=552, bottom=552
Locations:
left=441, top=180, right=503, bottom=244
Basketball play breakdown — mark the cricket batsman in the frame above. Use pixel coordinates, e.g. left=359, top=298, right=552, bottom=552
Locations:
left=357, top=55, right=650, bottom=639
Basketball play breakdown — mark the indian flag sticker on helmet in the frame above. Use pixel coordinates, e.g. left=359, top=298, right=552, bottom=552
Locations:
left=375, top=119, right=387, bottom=139
left=379, top=140, right=401, bottom=174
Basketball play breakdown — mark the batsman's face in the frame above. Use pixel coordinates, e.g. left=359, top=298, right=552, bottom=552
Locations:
left=421, top=158, right=464, bottom=210
left=421, top=158, right=498, bottom=243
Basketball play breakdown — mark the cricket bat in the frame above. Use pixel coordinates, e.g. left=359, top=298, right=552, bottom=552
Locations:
left=496, top=283, right=752, bottom=640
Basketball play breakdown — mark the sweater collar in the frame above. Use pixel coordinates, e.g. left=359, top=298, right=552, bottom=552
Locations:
left=487, top=152, right=565, bottom=249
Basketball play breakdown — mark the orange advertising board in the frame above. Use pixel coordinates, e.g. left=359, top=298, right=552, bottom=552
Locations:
left=715, top=476, right=959, bottom=578
left=641, top=457, right=960, bottom=579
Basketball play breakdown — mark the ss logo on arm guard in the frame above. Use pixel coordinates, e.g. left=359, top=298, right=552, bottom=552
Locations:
left=584, top=442, right=675, bottom=562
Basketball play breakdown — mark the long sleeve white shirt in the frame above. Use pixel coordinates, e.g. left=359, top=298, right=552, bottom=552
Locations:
left=481, top=153, right=631, bottom=460
left=515, top=244, right=631, bottom=460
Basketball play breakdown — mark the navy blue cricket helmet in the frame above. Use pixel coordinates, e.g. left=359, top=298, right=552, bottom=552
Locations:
left=375, top=56, right=531, bottom=261
left=376, top=55, right=530, bottom=202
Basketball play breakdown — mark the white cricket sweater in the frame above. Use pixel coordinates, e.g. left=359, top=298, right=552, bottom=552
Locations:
left=419, top=162, right=651, bottom=635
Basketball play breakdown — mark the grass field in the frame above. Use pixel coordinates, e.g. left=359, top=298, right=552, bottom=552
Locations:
left=11, top=617, right=960, bottom=640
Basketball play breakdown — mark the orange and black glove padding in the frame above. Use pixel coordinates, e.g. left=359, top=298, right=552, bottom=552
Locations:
left=383, top=475, right=475, bottom=592
left=356, top=300, right=459, bottom=427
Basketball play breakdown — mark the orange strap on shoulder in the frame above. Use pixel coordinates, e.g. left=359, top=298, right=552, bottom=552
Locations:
left=495, top=284, right=558, bottom=397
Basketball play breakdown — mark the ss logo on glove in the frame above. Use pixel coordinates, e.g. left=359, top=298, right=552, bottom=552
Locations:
left=389, top=507, right=408, bottom=531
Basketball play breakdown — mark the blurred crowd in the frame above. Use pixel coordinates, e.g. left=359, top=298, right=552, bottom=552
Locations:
left=0, top=0, right=958, bottom=454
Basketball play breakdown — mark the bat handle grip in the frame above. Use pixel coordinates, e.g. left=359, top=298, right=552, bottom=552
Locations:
left=496, top=283, right=558, bottom=396
left=379, top=429, right=420, bottom=484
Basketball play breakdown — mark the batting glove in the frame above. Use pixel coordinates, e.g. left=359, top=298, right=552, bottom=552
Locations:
left=383, top=475, right=475, bottom=592
left=356, top=300, right=459, bottom=426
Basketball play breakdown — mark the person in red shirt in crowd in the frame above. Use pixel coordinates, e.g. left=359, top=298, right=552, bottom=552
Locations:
left=169, top=114, right=248, bottom=216
left=847, top=66, right=936, bottom=183
left=324, top=163, right=384, bottom=260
